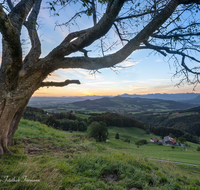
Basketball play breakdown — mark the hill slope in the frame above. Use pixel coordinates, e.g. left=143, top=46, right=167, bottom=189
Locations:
left=0, top=119, right=199, bottom=190
left=71, top=96, right=194, bottom=111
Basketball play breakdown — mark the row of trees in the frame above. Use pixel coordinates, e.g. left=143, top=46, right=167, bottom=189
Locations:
left=89, top=112, right=146, bottom=130
left=134, top=112, right=200, bottom=137
left=46, top=117, right=87, bottom=132
left=23, top=107, right=88, bottom=132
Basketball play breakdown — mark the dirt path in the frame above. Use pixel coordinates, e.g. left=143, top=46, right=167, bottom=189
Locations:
left=149, top=158, right=200, bottom=167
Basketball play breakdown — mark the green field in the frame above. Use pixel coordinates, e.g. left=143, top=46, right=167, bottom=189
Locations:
left=0, top=120, right=200, bottom=189
left=107, top=126, right=200, bottom=165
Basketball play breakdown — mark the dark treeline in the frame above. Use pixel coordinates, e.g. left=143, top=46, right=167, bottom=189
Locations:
left=23, top=107, right=87, bottom=132
left=88, top=112, right=146, bottom=130
left=23, top=108, right=146, bottom=132
left=133, top=111, right=200, bottom=137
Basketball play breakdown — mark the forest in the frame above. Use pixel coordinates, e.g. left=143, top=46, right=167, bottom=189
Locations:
left=23, top=107, right=200, bottom=144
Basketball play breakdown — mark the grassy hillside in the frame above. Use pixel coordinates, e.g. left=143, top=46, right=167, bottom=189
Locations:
left=0, top=120, right=200, bottom=190
left=107, top=127, right=200, bottom=165
left=133, top=109, right=200, bottom=137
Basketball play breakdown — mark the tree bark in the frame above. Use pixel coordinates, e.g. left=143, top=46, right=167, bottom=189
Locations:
left=0, top=67, right=43, bottom=158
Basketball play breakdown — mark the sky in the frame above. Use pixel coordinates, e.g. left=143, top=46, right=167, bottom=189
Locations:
left=1, top=1, right=200, bottom=97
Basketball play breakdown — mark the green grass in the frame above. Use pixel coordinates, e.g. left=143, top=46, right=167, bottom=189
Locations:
left=0, top=120, right=200, bottom=189
left=107, top=126, right=200, bottom=165
left=76, top=114, right=91, bottom=119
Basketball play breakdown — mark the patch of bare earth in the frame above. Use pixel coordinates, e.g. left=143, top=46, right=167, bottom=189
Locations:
left=101, top=172, right=119, bottom=183
left=101, top=172, right=140, bottom=190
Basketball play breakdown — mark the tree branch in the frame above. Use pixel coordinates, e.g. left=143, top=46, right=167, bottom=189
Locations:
left=40, top=79, right=81, bottom=87
left=45, top=0, right=126, bottom=60
left=24, top=0, right=42, bottom=66
left=7, top=0, right=14, bottom=10
left=46, top=0, right=180, bottom=74
left=139, top=40, right=200, bottom=75
left=9, top=0, right=37, bottom=31
left=91, top=0, right=97, bottom=25
left=0, top=5, right=22, bottom=71
left=115, top=10, right=158, bottom=22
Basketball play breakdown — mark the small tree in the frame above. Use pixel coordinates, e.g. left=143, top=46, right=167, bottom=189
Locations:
left=115, top=133, right=119, bottom=139
left=87, top=121, right=108, bottom=142
left=146, top=129, right=150, bottom=134
left=197, top=147, right=200, bottom=152
left=178, top=137, right=186, bottom=144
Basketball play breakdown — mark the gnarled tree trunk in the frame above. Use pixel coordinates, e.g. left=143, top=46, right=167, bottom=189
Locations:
left=0, top=71, right=43, bottom=158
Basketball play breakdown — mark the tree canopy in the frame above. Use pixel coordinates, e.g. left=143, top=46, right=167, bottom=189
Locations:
left=1, top=0, right=200, bottom=158
left=87, top=121, right=108, bottom=142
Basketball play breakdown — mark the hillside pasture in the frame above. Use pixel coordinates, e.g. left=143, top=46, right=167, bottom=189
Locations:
left=107, top=127, right=200, bottom=165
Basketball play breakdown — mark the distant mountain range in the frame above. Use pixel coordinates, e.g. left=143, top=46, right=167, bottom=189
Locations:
left=28, top=93, right=200, bottom=111
left=118, top=93, right=200, bottom=101
left=71, top=96, right=194, bottom=111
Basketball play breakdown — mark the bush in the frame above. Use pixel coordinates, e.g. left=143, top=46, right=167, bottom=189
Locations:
left=87, top=121, right=108, bottom=142
left=124, top=138, right=130, bottom=143
left=178, top=137, right=186, bottom=143
left=115, top=133, right=119, bottom=139
left=197, top=147, right=200, bottom=151
left=135, top=139, right=147, bottom=145
left=146, top=129, right=150, bottom=134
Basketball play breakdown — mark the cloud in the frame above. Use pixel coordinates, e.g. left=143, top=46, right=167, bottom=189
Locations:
left=83, top=81, right=116, bottom=86
left=156, top=59, right=163, bottom=62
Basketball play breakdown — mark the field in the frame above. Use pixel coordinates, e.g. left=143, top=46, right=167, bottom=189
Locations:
left=107, top=127, right=200, bottom=165
left=0, top=120, right=200, bottom=189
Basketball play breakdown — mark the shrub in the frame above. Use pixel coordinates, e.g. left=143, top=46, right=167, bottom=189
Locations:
left=135, top=139, right=147, bottom=145
left=87, top=121, right=108, bottom=142
left=197, top=147, right=200, bottom=151
left=146, top=129, right=150, bottom=134
left=115, top=133, right=119, bottom=139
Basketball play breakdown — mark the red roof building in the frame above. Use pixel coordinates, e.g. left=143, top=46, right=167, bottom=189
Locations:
left=170, top=139, right=176, bottom=145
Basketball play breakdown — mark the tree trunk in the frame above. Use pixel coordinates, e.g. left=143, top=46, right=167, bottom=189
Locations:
left=0, top=69, right=43, bottom=158
left=0, top=96, right=30, bottom=157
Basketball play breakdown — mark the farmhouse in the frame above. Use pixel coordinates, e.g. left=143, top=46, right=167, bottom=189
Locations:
left=164, top=136, right=177, bottom=145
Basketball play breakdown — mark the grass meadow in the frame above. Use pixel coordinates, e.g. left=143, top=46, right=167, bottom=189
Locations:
left=0, top=119, right=199, bottom=189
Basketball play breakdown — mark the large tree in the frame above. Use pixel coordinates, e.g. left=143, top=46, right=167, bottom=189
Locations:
left=0, top=0, right=200, bottom=158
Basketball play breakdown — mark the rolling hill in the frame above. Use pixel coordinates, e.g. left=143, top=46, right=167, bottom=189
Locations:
left=71, top=96, right=194, bottom=111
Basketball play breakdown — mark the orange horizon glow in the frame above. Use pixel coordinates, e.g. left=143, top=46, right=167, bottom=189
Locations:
left=33, top=87, right=200, bottom=97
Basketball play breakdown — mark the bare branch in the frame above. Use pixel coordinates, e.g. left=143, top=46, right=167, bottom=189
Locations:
left=45, top=0, right=126, bottom=60
left=152, top=23, right=200, bottom=39
left=24, top=0, right=42, bottom=66
left=115, top=10, right=158, bottom=22
left=113, top=23, right=129, bottom=43
left=79, top=49, right=91, bottom=57
left=46, top=0, right=180, bottom=74
left=139, top=41, right=167, bottom=56
left=181, top=56, right=200, bottom=75
left=0, top=5, right=22, bottom=69
left=152, top=32, right=200, bottom=39
left=40, top=79, right=81, bottom=87
left=91, top=0, right=97, bottom=25
left=55, top=10, right=88, bottom=28
left=9, top=0, right=37, bottom=31
left=7, top=0, right=14, bottom=10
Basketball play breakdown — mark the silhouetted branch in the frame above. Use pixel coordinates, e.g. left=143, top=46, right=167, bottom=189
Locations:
left=40, top=79, right=81, bottom=87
